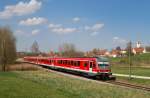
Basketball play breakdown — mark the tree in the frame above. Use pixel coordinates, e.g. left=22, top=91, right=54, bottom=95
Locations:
left=31, top=41, right=40, bottom=54
left=58, top=43, right=84, bottom=57
left=125, top=41, right=133, bottom=56
left=145, top=46, right=150, bottom=52
left=0, top=27, right=16, bottom=71
left=92, top=48, right=99, bottom=55
left=116, top=46, right=121, bottom=51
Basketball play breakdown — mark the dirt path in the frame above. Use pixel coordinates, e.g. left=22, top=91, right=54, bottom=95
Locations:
left=113, top=73, right=150, bottom=80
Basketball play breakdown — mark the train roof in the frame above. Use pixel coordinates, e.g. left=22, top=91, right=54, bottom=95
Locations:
left=24, top=56, right=109, bottom=62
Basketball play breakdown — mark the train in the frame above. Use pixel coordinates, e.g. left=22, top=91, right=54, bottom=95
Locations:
left=24, top=56, right=115, bottom=80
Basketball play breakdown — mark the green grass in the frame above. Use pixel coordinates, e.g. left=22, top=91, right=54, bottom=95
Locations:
left=112, top=66, right=150, bottom=77
left=0, top=71, right=150, bottom=98
left=109, top=53, right=150, bottom=87
left=116, top=76, right=150, bottom=87
left=110, top=53, right=150, bottom=65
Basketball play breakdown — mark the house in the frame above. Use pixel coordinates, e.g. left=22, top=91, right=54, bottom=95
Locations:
left=132, top=41, right=145, bottom=54
left=110, top=50, right=121, bottom=58
left=97, top=49, right=109, bottom=56
left=132, top=47, right=145, bottom=54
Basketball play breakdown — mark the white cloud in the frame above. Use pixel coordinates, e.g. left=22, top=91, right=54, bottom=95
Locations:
left=85, top=23, right=104, bottom=31
left=84, top=23, right=104, bottom=36
left=73, top=17, right=80, bottom=22
left=0, top=0, right=42, bottom=19
left=19, top=17, right=47, bottom=26
left=15, top=30, right=25, bottom=35
left=31, top=29, right=40, bottom=35
left=14, top=29, right=31, bottom=37
left=90, top=32, right=99, bottom=36
left=113, top=36, right=127, bottom=44
left=51, top=27, right=77, bottom=34
left=48, top=23, right=78, bottom=34
left=48, top=23, right=62, bottom=28
left=113, top=37, right=119, bottom=40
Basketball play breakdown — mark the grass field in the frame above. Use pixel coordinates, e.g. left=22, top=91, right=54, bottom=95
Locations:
left=111, top=66, right=150, bottom=87
left=116, top=76, right=150, bottom=87
left=110, top=53, right=150, bottom=66
left=111, top=66, right=150, bottom=77
left=0, top=70, right=150, bottom=98
left=110, top=53, right=150, bottom=85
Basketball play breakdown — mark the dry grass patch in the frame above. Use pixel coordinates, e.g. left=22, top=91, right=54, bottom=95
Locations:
left=7, top=63, right=41, bottom=71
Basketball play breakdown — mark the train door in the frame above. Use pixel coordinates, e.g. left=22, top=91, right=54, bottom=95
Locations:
left=89, top=61, right=93, bottom=72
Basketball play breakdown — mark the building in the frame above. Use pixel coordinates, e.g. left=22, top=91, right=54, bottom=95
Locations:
left=132, top=41, right=145, bottom=54
left=110, top=50, right=121, bottom=58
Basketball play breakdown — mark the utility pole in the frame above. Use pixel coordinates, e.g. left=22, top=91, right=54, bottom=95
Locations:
left=128, top=41, right=132, bottom=80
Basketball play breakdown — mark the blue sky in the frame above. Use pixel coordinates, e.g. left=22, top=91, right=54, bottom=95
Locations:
left=0, top=0, right=150, bottom=52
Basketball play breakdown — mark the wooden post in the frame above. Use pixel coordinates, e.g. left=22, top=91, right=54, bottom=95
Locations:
left=129, top=41, right=132, bottom=80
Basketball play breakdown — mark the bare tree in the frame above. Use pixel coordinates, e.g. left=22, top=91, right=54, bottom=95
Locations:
left=92, top=48, right=99, bottom=55
left=31, top=41, right=40, bottom=54
left=0, top=27, right=16, bottom=71
left=116, top=46, right=121, bottom=51
left=58, top=43, right=84, bottom=57
left=145, top=46, right=150, bottom=52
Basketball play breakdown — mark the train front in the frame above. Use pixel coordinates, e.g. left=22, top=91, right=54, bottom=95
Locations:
left=96, top=57, right=115, bottom=80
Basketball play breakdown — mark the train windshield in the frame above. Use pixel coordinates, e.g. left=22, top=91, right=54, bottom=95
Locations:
left=96, top=57, right=109, bottom=62
left=97, top=57, right=110, bottom=69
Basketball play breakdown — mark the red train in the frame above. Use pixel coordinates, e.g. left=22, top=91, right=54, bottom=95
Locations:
left=24, top=56, right=115, bottom=80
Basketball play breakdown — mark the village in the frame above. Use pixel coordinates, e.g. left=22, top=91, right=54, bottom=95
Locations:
left=20, top=41, right=149, bottom=58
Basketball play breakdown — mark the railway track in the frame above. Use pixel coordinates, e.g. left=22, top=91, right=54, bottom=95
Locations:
left=106, top=80, right=150, bottom=92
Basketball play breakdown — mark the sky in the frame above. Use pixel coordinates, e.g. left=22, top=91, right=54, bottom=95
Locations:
left=0, top=0, right=150, bottom=52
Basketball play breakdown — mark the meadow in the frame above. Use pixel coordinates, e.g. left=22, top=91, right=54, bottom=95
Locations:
left=0, top=70, right=150, bottom=98
left=110, top=53, right=150, bottom=86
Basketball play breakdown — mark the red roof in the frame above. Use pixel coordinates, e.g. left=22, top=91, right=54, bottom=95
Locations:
left=133, top=47, right=144, bottom=53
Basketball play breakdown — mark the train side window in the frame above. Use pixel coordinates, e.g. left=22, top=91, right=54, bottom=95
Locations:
left=65, top=60, right=67, bottom=65
left=76, top=61, right=78, bottom=66
left=67, top=60, right=69, bottom=65
left=71, top=61, right=73, bottom=65
left=90, top=62, right=93, bottom=68
left=93, top=63, right=96, bottom=68
left=73, top=61, right=76, bottom=66
left=77, top=61, right=80, bottom=66
left=64, top=60, right=66, bottom=64
left=68, top=61, right=70, bottom=65
left=84, top=62, right=88, bottom=67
